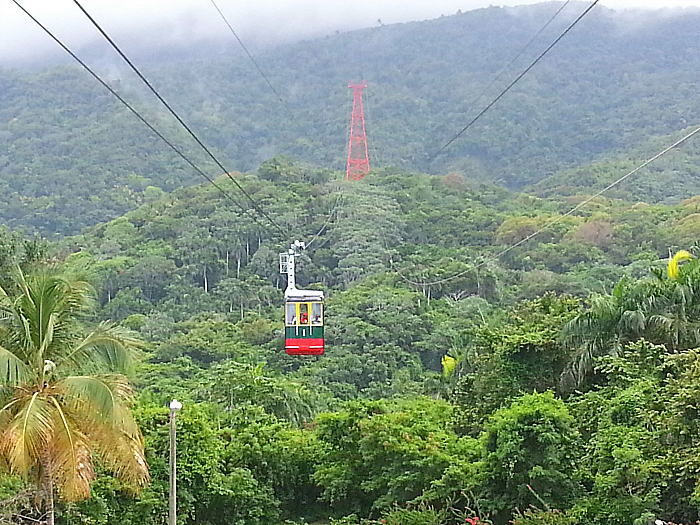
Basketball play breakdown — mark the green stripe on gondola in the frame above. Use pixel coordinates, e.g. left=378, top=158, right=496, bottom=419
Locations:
left=285, top=326, right=324, bottom=338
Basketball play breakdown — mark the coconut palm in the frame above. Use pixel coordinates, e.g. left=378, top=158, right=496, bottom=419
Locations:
left=561, top=252, right=700, bottom=389
left=0, top=267, right=149, bottom=525
left=649, top=253, right=700, bottom=350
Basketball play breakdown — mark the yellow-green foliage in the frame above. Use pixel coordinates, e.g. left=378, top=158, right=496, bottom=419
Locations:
left=442, top=355, right=457, bottom=379
left=668, top=250, right=691, bottom=279
left=672, top=214, right=700, bottom=244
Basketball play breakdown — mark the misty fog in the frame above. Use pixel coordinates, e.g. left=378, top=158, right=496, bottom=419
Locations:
left=2, top=0, right=700, bottom=68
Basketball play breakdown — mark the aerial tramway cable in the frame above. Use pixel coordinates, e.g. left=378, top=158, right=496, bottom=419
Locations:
left=209, top=0, right=358, bottom=252
left=430, top=0, right=600, bottom=161
left=207, top=0, right=289, bottom=112
left=394, top=123, right=700, bottom=288
left=68, top=0, right=344, bottom=256
left=209, top=0, right=337, bottom=172
left=207, top=0, right=351, bottom=248
left=441, top=0, right=571, bottom=144
left=70, top=0, right=286, bottom=237
left=9, top=0, right=275, bottom=235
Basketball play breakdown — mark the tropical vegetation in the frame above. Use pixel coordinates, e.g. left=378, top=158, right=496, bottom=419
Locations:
left=0, top=268, right=148, bottom=524
left=2, top=2, right=700, bottom=524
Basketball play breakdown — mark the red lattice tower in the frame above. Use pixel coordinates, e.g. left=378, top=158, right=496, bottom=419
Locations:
left=346, top=81, right=370, bottom=181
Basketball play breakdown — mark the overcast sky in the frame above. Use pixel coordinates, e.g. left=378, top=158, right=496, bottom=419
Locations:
left=1, top=0, right=700, bottom=65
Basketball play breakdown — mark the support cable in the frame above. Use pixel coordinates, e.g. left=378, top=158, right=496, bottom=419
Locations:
left=10, top=0, right=271, bottom=233
left=306, top=192, right=344, bottom=250
left=429, top=0, right=599, bottom=161
left=449, top=0, right=571, bottom=135
left=71, top=0, right=286, bottom=236
left=207, top=0, right=288, bottom=110
left=395, top=123, right=700, bottom=287
left=208, top=0, right=327, bottom=166
left=210, top=0, right=343, bottom=245
left=210, top=0, right=346, bottom=266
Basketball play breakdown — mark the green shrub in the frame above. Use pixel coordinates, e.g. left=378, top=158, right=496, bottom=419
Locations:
left=512, top=509, right=575, bottom=525
left=382, top=507, right=443, bottom=525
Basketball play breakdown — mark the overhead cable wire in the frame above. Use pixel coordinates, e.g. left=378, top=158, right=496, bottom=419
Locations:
left=207, top=0, right=347, bottom=258
left=395, top=122, right=700, bottom=287
left=208, top=0, right=329, bottom=166
left=446, top=0, right=571, bottom=135
left=430, top=0, right=599, bottom=161
left=10, top=0, right=271, bottom=233
left=71, top=0, right=286, bottom=236
left=207, top=0, right=289, bottom=110
left=306, top=192, right=344, bottom=250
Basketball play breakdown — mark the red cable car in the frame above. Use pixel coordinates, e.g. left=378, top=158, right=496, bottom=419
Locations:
left=281, top=242, right=324, bottom=356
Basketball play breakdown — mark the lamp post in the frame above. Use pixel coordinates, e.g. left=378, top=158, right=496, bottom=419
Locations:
left=169, top=399, right=182, bottom=525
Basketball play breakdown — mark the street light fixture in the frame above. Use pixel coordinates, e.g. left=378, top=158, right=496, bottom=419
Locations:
left=169, top=399, right=182, bottom=525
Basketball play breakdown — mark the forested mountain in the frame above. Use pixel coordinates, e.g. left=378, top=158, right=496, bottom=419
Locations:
left=53, top=157, right=692, bottom=394
left=0, top=157, right=690, bottom=524
left=4, top=2, right=700, bottom=524
left=2, top=2, right=700, bottom=234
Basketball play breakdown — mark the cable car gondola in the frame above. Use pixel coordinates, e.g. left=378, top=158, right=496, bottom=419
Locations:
left=280, top=241, right=324, bottom=356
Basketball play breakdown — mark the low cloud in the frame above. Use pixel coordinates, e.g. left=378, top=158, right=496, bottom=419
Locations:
left=1, top=0, right=699, bottom=66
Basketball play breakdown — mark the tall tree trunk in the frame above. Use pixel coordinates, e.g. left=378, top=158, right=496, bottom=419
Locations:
left=43, top=458, right=55, bottom=525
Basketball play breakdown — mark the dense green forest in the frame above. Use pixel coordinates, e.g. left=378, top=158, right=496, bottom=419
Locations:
left=2, top=156, right=700, bottom=524
left=3, top=1, right=700, bottom=524
left=2, top=3, right=700, bottom=234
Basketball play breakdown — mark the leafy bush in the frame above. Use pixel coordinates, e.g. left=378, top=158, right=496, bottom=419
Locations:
left=382, top=507, right=443, bottom=525
left=511, top=509, right=575, bottom=525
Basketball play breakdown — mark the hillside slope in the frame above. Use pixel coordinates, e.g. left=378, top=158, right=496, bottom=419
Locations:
left=46, top=158, right=695, bottom=401
left=2, top=2, right=700, bottom=234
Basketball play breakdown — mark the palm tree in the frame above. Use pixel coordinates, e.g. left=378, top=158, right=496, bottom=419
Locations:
left=561, top=277, right=648, bottom=387
left=0, top=267, right=149, bottom=525
left=561, top=252, right=700, bottom=389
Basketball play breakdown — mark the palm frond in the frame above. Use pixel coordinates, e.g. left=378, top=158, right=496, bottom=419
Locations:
left=57, top=375, right=132, bottom=423
left=46, top=397, right=95, bottom=501
left=0, top=346, right=34, bottom=386
left=82, top=405, right=149, bottom=488
left=12, top=267, right=32, bottom=309
left=6, top=270, right=93, bottom=354
left=646, top=313, right=673, bottom=334
left=19, top=316, right=34, bottom=361
left=0, top=397, right=26, bottom=422
left=57, top=375, right=148, bottom=487
left=38, top=313, right=57, bottom=363
left=56, top=325, right=138, bottom=374
left=619, top=309, right=646, bottom=336
left=0, top=393, right=53, bottom=476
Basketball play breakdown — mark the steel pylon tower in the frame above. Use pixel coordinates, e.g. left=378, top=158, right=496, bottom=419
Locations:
left=346, top=81, right=370, bottom=181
